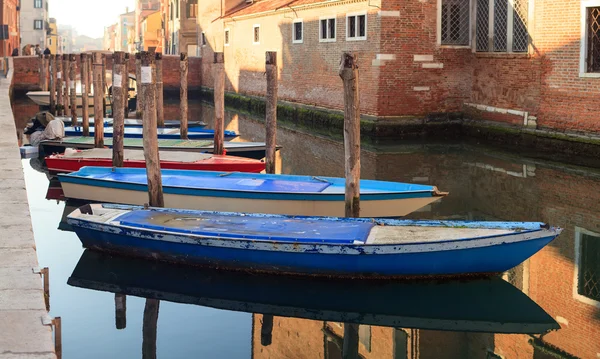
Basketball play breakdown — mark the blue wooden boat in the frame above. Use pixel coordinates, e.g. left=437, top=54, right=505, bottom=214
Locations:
left=67, top=204, right=562, bottom=277
left=63, top=126, right=238, bottom=140
left=58, top=167, right=448, bottom=217
left=68, top=249, right=559, bottom=333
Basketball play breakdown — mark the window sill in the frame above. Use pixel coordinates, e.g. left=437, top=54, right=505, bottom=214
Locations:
left=292, top=40, right=303, bottom=44
left=439, top=45, right=471, bottom=49
left=579, top=72, right=600, bottom=78
left=319, top=39, right=336, bottom=43
left=346, top=37, right=367, bottom=42
left=475, top=52, right=531, bottom=59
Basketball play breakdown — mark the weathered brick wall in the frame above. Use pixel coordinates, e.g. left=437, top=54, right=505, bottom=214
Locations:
left=215, top=2, right=381, bottom=115
left=11, top=56, right=41, bottom=91
left=377, top=0, right=473, bottom=117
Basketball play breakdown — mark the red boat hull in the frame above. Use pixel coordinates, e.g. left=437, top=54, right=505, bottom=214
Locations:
left=46, top=155, right=266, bottom=174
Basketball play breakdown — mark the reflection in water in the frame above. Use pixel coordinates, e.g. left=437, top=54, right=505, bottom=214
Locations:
left=15, top=97, right=600, bottom=357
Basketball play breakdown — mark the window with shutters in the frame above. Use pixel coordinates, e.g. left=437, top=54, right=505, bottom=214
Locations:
left=253, top=25, right=260, bottom=45
left=201, top=32, right=206, bottom=46
left=580, top=2, right=600, bottom=76
left=319, top=16, right=336, bottom=42
left=293, top=19, right=303, bottom=44
left=346, top=13, right=366, bottom=41
left=34, top=20, right=43, bottom=30
left=574, top=227, right=600, bottom=306
left=34, top=0, right=42, bottom=8
left=187, top=0, right=198, bottom=18
left=439, top=0, right=470, bottom=46
left=475, top=0, right=529, bottom=52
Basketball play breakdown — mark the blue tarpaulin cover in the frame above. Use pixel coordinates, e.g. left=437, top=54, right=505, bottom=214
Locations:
left=118, top=210, right=374, bottom=244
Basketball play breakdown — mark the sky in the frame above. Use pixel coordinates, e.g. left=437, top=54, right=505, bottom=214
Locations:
left=49, top=0, right=136, bottom=39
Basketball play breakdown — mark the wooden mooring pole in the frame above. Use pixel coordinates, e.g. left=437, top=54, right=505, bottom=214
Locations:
left=141, top=51, right=164, bottom=208
left=80, top=53, right=90, bottom=136
left=155, top=52, right=164, bottom=127
left=69, top=54, right=77, bottom=127
left=265, top=52, right=278, bottom=174
left=115, top=294, right=126, bottom=330
left=39, top=55, right=48, bottom=91
left=102, top=54, right=107, bottom=117
left=49, top=55, right=56, bottom=115
left=124, top=53, right=130, bottom=119
left=339, top=53, right=360, bottom=218
left=135, top=53, right=142, bottom=117
left=142, top=299, right=160, bottom=359
left=63, top=55, right=70, bottom=117
left=112, top=51, right=126, bottom=167
left=92, top=52, right=105, bottom=148
left=180, top=52, right=188, bottom=139
left=56, top=55, right=63, bottom=116
left=213, top=52, right=225, bottom=155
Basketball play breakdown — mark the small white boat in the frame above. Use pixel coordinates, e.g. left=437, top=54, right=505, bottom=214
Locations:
left=26, top=91, right=94, bottom=107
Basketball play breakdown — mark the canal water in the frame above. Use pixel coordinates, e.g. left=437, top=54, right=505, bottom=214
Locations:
left=15, top=97, right=600, bottom=358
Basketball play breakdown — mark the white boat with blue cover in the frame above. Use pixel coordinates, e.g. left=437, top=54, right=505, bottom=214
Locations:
left=67, top=204, right=562, bottom=277
left=58, top=167, right=447, bottom=217
left=63, top=126, right=238, bottom=140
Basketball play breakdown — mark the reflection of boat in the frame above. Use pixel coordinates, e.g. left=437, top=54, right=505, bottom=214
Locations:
left=63, top=126, right=238, bottom=141
left=45, top=177, right=64, bottom=201
left=60, top=169, right=446, bottom=217
left=67, top=203, right=560, bottom=276
left=56, top=116, right=207, bottom=129
left=67, top=250, right=559, bottom=333
left=45, top=148, right=266, bottom=174
left=39, top=137, right=274, bottom=160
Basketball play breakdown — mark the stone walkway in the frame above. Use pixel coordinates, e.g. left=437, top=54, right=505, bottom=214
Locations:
left=0, top=59, right=55, bottom=358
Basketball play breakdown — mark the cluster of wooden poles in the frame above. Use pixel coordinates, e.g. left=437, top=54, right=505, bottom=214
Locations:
left=39, top=51, right=361, bottom=358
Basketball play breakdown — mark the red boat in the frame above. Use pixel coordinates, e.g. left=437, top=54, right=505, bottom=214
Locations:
left=45, top=148, right=266, bottom=174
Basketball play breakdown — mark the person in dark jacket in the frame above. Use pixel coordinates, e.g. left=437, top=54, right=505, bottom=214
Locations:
left=43, top=47, right=51, bottom=55
left=11, top=48, right=18, bottom=56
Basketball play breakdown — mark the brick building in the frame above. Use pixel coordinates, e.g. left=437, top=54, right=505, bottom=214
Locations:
left=0, top=0, right=19, bottom=56
left=195, top=0, right=600, bottom=135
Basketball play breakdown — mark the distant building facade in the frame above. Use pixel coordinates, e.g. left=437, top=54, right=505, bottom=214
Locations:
left=58, top=25, right=74, bottom=54
left=135, top=0, right=160, bottom=51
left=115, top=9, right=135, bottom=52
left=0, top=0, right=20, bottom=56
left=179, top=0, right=198, bottom=56
left=20, top=0, right=49, bottom=50
left=140, top=10, right=161, bottom=51
left=104, top=23, right=117, bottom=51
left=46, top=17, right=57, bottom=54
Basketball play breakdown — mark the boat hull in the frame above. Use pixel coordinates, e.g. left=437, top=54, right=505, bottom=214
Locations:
left=70, top=219, right=557, bottom=277
left=63, top=127, right=237, bottom=141
left=60, top=181, right=440, bottom=217
left=45, top=155, right=265, bottom=174
left=27, top=91, right=94, bottom=107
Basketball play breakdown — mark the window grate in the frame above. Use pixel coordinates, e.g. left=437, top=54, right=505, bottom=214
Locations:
left=578, top=233, right=600, bottom=301
left=493, top=0, right=508, bottom=51
left=513, top=0, right=528, bottom=52
left=441, top=0, right=470, bottom=46
left=587, top=7, right=600, bottom=72
left=476, top=0, right=489, bottom=51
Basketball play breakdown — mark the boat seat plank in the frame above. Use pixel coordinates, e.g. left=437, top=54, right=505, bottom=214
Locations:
left=116, top=210, right=374, bottom=244
left=366, top=226, right=514, bottom=245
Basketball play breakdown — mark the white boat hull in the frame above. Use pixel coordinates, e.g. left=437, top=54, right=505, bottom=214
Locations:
left=60, top=182, right=442, bottom=217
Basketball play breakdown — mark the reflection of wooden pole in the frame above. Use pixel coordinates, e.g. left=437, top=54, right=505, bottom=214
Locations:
left=260, top=314, right=273, bottom=346
left=135, top=53, right=142, bottom=116
left=63, top=55, right=70, bottom=117
left=87, top=55, right=93, bottom=96
left=124, top=53, right=130, bottom=119
left=80, top=53, right=90, bottom=136
left=180, top=53, right=188, bottom=139
left=155, top=52, right=164, bottom=127
left=265, top=52, right=277, bottom=174
left=213, top=52, right=225, bottom=155
left=49, top=55, right=56, bottom=115
left=141, top=51, right=164, bottom=208
left=115, top=293, right=126, bottom=330
left=142, top=299, right=160, bottom=359
left=112, top=51, right=125, bottom=167
left=339, top=53, right=360, bottom=218
left=56, top=55, right=63, bottom=116
left=342, top=323, right=359, bottom=359
left=92, top=52, right=105, bottom=148
left=69, top=54, right=77, bottom=127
